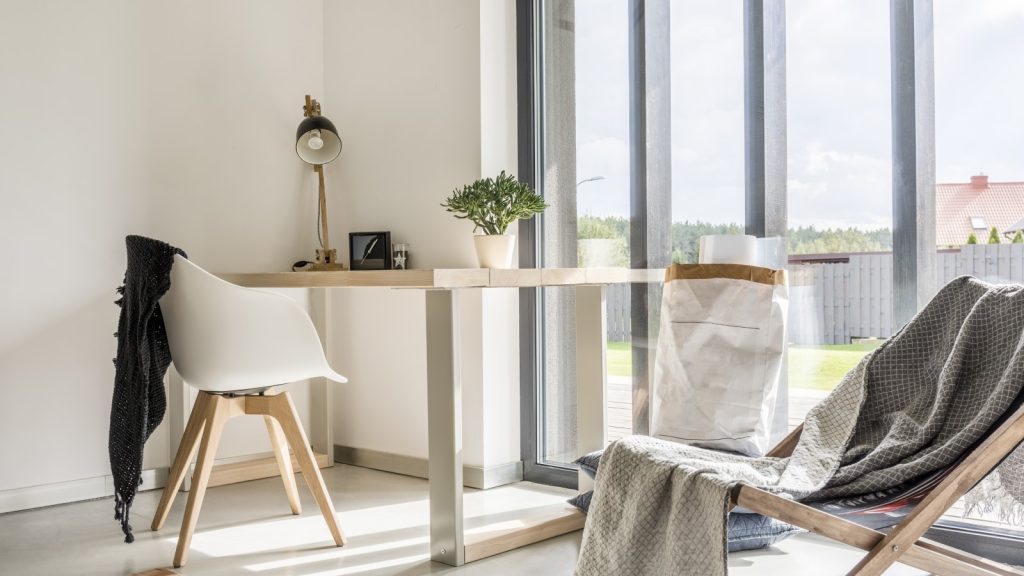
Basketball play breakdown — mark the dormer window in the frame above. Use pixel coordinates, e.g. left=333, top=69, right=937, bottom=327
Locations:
left=971, top=217, right=987, bottom=230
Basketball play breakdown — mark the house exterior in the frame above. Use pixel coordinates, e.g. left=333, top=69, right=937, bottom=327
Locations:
left=936, top=175, right=1024, bottom=246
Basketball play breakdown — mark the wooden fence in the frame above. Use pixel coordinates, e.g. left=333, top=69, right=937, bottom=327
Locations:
left=605, top=245, right=1024, bottom=345
left=606, top=283, right=631, bottom=341
left=789, top=244, right=1024, bottom=344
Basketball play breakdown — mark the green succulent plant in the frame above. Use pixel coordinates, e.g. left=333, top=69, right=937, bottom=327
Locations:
left=441, top=171, right=548, bottom=235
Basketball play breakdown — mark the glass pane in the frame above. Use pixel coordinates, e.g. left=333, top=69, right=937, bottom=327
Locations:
left=575, top=0, right=633, bottom=447
left=785, top=0, right=893, bottom=428
left=934, top=0, right=1024, bottom=533
left=539, top=0, right=631, bottom=465
left=670, top=0, right=745, bottom=263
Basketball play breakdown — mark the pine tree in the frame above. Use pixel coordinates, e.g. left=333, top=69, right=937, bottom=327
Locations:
left=967, top=233, right=978, bottom=245
left=989, top=226, right=1001, bottom=244
left=1013, top=231, right=1024, bottom=244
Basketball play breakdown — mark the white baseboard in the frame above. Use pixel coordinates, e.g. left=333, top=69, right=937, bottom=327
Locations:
left=0, top=450, right=281, bottom=514
left=0, top=467, right=168, bottom=515
left=0, top=446, right=517, bottom=514
left=333, top=444, right=523, bottom=489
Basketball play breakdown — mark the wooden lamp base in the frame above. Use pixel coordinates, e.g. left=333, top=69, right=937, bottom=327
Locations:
left=312, top=248, right=346, bottom=271
left=311, top=262, right=346, bottom=271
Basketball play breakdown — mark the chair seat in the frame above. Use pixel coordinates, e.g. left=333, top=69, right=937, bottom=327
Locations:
left=180, top=365, right=347, bottom=394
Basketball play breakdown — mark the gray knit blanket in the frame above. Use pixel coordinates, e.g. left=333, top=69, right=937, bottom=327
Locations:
left=575, top=277, right=1024, bottom=576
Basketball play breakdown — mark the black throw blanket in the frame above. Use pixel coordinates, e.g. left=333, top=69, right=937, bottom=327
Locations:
left=109, top=235, right=185, bottom=543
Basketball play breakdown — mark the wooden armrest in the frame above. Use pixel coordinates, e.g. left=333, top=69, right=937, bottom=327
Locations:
left=766, top=424, right=803, bottom=458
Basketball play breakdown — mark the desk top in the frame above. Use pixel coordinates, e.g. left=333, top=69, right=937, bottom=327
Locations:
left=217, top=268, right=664, bottom=289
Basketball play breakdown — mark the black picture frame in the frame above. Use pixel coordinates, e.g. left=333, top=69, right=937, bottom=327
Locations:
left=349, top=231, right=392, bottom=270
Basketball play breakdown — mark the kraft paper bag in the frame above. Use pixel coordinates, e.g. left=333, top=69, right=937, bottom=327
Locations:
left=651, top=263, right=788, bottom=456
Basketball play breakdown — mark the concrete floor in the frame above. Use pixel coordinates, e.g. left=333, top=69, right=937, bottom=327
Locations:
left=0, top=464, right=931, bottom=576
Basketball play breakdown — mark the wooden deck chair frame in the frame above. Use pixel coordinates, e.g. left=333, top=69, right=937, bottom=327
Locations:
left=733, top=401, right=1024, bottom=576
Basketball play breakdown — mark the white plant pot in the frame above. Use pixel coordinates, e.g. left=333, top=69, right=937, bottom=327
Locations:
left=473, top=234, right=516, bottom=269
left=579, top=238, right=620, bottom=267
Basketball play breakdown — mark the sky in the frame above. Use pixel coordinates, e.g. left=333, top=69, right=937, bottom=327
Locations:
left=569, top=0, right=1024, bottom=230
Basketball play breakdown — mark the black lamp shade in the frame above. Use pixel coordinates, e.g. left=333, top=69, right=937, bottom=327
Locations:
left=295, top=116, right=342, bottom=165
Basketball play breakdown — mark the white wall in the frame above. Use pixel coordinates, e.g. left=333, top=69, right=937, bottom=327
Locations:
left=0, top=0, right=520, bottom=500
left=323, top=0, right=520, bottom=468
left=134, top=1, right=324, bottom=461
left=0, top=0, right=324, bottom=493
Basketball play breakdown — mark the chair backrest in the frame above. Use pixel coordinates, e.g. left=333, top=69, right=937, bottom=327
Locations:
left=160, top=255, right=346, bottom=392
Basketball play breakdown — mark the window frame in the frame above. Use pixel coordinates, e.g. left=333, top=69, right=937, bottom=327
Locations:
left=517, top=0, right=1015, bottom=559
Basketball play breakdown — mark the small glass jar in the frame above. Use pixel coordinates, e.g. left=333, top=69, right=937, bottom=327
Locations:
left=392, top=243, right=410, bottom=270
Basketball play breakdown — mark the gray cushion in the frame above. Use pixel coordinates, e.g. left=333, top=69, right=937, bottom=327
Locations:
left=576, top=449, right=602, bottom=480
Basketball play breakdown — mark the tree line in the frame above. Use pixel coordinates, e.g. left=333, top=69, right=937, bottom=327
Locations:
left=576, top=216, right=1024, bottom=266
left=577, top=216, right=896, bottom=265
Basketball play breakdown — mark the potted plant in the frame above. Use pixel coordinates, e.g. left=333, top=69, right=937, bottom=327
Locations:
left=441, top=171, right=548, bottom=268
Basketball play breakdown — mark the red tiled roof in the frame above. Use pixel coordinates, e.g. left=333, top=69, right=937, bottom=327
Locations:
left=936, top=178, right=1024, bottom=246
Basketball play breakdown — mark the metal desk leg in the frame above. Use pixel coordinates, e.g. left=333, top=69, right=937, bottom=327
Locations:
left=425, top=289, right=465, bottom=566
left=575, top=285, right=608, bottom=492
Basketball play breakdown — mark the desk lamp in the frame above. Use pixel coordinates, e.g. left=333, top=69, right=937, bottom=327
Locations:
left=296, top=94, right=345, bottom=270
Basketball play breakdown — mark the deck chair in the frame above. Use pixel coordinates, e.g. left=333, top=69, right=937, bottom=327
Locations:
left=732, top=408, right=1024, bottom=576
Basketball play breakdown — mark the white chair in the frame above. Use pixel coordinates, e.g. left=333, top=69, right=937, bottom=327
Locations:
left=151, top=254, right=347, bottom=568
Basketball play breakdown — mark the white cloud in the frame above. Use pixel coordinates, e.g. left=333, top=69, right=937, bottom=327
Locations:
left=788, top=142, right=892, bottom=229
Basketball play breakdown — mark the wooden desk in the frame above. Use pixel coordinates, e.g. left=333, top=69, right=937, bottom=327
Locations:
left=204, top=267, right=661, bottom=566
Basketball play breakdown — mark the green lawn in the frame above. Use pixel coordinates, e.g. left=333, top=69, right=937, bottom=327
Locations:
left=605, top=340, right=882, bottom=390
left=607, top=341, right=632, bottom=378
left=788, top=341, right=883, bottom=390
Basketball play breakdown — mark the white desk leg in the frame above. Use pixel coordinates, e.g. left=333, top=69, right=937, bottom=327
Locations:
left=425, top=289, right=465, bottom=566
left=167, top=365, right=196, bottom=491
left=575, top=285, right=608, bottom=492
left=309, top=288, right=334, bottom=461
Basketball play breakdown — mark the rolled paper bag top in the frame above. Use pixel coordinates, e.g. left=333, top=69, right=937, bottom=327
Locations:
left=698, top=234, right=757, bottom=265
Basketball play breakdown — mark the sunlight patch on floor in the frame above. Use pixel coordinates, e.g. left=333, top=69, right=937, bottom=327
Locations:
left=173, top=479, right=576, bottom=573
left=180, top=498, right=431, bottom=558
left=299, top=553, right=431, bottom=576
left=244, top=536, right=429, bottom=572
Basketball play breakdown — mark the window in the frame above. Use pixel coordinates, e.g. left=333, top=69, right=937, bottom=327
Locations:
left=535, top=0, right=632, bottom=469
left=785, top=0, right=892, bottom=426
left=670, top=0, right=745, bottom=264
left=521, top=1, right=1024, bottom=558
left=574, top=0, right=632, bottom=448
left=934, top=0, right=1024, bottom=537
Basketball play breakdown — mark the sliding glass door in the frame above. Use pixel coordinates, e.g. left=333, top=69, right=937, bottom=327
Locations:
left=518, top=1, right=1024, bottom=558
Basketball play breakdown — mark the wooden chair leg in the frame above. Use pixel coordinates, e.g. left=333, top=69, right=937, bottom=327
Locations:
left=173, top=394, right=230, bottom=568
left=265, top=415, right=301, bottom=515
left=152, top=392, right=211, bottom=531
left=270, top=392, right=346, bottom=547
